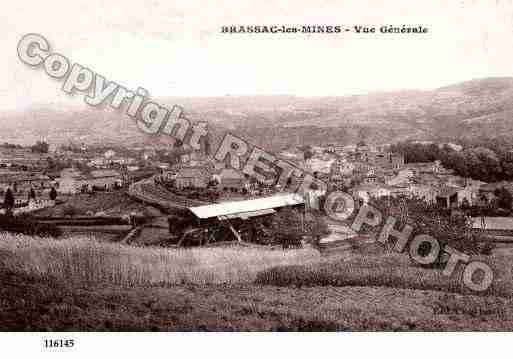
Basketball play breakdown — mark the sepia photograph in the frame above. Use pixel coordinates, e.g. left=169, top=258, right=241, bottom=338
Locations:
left=1, top=0, right=513, bottom=355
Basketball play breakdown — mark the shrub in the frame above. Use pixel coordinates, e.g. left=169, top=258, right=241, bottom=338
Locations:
left=3, top=188, right=14, bottom=213
left=269, top=208, right=329, bottom=248
left=62, top=204, right=80, bottom=218
left=49, top=187, right=58, bottom=201
left=0, top=215, right=62, bottom=237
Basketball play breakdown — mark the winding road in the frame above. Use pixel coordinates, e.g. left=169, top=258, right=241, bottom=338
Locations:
left=128, top=176, right=209, bottom=211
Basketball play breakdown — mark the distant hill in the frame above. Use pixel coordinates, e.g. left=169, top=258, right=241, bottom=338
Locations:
left=2, top=77, right=513, bottom=151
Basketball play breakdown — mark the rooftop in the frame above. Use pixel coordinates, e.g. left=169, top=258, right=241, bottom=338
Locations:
left=189, top=193, right=305, bottom=219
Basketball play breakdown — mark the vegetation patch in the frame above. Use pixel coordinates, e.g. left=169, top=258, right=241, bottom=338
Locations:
left=0, top=214, right=62, bottom=237
left=0, top=233, right=322, bottom=287
left=255, top=253, right=513, bottom=298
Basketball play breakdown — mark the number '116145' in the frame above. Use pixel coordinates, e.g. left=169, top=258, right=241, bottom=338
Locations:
left=44, top=339, right=74, bottom=348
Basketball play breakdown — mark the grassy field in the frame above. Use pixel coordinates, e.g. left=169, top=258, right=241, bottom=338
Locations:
left=34, top=192, right=159, bottom=217
left=0, top=233, right=322, bottom=286
left=256, top=252, right=513, bottom=298
left=2, top=232, right=513, bottom=331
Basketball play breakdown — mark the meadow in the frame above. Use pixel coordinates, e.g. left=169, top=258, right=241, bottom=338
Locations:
left=256, top=252, right=513, bottom=298
left=2, top=232, right=513, bottom=331
left=0, top=233, right=322, bottom=287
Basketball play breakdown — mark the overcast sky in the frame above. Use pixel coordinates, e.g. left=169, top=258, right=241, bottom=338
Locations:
left=1, top=0, right=513, bottom=110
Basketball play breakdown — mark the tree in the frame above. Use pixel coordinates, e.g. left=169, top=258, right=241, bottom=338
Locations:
left=62, top=204, right=79, bottom=218
left=501, top=152, right=513, bottom=179
left=304, top=210, right=330, bottom=247
left=31, top=141, right=50, bottom=154
left=49, top=187, right=58, bottom=201
left=390, top=136, right=513, bottom=182
left=303, top=147, right=314, bottom=161
left=269, top=208, right=330, bottom=248
left=471, top=147, right=501, bottom=181
left=3, top=188, right=15, bottom=215
left=204, top=133, right=212, bottom=156
left=46, top=156, right=55, bottom=169
left=270, top=208, right=305, bottom=248
left=495, top=187, right=512, bottom=211
left=208, top=178, right=219, bottom=188
left=460, top=198, right=471, bottom=210
left=28, top=188, right=36, bottom=201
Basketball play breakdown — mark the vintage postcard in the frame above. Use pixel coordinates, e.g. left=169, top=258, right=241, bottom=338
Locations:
left=1, top=0, right=513, bottom=355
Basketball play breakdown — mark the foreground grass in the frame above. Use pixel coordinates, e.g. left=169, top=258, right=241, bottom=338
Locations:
left=2, top=232, right=513, bottom=330
left=256, top=252, right=513, bottom=298
left=2, top=268, right=513, bottom=331
left=0, top=233, right=321, bottom=286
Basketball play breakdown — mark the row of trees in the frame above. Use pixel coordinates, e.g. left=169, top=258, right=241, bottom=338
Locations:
left=390, top=139, right=513, bottom=182
left=0, top=141, right=49, bottom=153
left=0, top=142, right=23, bottom=149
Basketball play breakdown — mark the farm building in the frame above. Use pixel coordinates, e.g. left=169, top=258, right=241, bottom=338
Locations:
left=190, top=193, right=305, bottom=220
left=170, top=193, right=306, bottom=246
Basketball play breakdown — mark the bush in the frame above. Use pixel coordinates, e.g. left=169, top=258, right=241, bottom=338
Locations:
left=270, top=209, right=304, bottom=248
left=269, top=208, right=330, bottom=248
left=62, top=204, right=81, bottom=218
left=49, top=187, right=58, bottom=201
left=0, top=215, right=62, bottom=237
